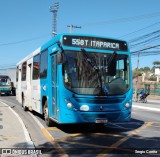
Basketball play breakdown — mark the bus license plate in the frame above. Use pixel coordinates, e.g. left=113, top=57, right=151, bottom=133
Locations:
left=96, top=119, right=108, bottom=123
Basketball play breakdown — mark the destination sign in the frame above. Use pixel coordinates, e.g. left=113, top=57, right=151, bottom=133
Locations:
left=62, top=35, right=128, bottom=51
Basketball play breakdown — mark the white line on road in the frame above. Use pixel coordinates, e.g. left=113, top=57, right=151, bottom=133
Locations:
left=133, top=105, right=160, bottom=112
left=0, top=100, right=35, bottom=148
left=28, top=112, right=45, bottom=129
left=147, top=99, right=160, bottom=103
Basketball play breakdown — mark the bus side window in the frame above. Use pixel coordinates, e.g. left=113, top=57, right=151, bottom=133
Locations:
left=116, top=59, right=125, bottom=79
left=33, top=54, right=40, bottom=80
left=40, top=50, right=48, bottom=78
left=21, top=62, right=27, bottom=81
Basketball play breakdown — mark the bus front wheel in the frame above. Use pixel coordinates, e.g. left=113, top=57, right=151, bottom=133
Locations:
left=43, top=101, right=52, bottom=127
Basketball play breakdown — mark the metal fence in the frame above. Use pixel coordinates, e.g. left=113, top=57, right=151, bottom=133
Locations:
left=133, top=82, right=160, bottom=96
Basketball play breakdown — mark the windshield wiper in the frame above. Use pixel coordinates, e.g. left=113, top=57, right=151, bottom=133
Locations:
left=81, top=49, right=99, bottom=71
left=81, top=49, right=108, bottom=96
left=107, top=51, right=117, bottom=76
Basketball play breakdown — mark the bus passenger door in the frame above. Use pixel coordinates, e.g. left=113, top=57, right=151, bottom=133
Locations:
left=51, top=54, right=58, bottom=118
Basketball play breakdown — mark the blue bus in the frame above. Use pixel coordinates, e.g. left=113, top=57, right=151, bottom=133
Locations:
left=16, top=34, right=132, bottom=126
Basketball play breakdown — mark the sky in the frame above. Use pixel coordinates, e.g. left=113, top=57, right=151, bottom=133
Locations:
left=0, top=0, right=160, bottom=71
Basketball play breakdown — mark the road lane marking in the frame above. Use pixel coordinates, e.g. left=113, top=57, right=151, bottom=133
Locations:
left=46, top=127, right=59, bottom=131
left=95, top=133, right=122, bottom=137
left=28, top=112, right=68, bottom=157
left=0, top=135, right=17, bottom=140
left=133, top=105, right=160, bottom=112
left=58, top=140, right=133, bottom=154
left=147, top=99, right=160, bottom=103
left=57, top=132, right=123, bottom=144
left=41, top=128, right=68, bottom=156
left=0, top=99, right=16, bottom=107
left=96, top=122, right=153, bottom=157
left=152, top=125, right=160, bottom=128
left=0, top=100, right=35, bottom=148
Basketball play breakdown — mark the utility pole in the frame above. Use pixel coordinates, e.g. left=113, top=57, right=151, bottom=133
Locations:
left=136, top=52, right=140, bottom=71
left=50, top=2, right=59, bottom=37
left=135, top=51, right=140, bottom=84
left=67, top=24, right=81, bottom=33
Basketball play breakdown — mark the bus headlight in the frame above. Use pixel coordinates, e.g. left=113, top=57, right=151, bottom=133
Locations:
left=125, top=102, right=130, bottom=108
left=67, top=102, right=73, bottom=108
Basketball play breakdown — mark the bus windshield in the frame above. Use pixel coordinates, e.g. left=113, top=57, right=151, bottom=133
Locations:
left=63, top=50, right=130, bottom=95
left=0, top=76, right=11, bottom=86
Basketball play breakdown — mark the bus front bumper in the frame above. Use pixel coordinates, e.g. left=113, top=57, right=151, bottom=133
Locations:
left=60, top=108, right=131, bottom=124
left=0, top=89, right=11, bottom=95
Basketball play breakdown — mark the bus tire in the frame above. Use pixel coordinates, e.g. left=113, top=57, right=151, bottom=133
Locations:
left=44, top=101, right=52, bottom=127
left=22, top=96, right=27, bottom=111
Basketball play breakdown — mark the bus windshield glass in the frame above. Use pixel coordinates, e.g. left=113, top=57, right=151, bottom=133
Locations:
left=0, top=76, right=11, bottom=86
left=62, top=51, right=130, bottom=95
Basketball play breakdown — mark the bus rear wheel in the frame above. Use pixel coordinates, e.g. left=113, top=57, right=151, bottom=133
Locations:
left=22, top=96, right=28, bottom=111
left=43, top=101, right=52, bottom=127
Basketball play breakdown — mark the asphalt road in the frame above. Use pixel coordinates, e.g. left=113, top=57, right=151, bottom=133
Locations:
left=0, top=96, right=160, bottom=157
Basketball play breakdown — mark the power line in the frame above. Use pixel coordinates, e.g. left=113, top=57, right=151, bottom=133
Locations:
left=0, top=12, right=160, bottom=47
left=127, top=28, right=160, bottom=54
left=0, top=33, right=50, bottom=47
left=130, top=35, right=160, bottom=48
left=118, top=21, right=160, bottom=38
left=0, top=11, right=160, bottom=46
left=131, top=44, right=160, bottom=55
left=0, top=63, right=16, bottom=68
left=129, top=29, right=160, bottom=43
left=131, top=51, right=160, bottom=57
left=81, top=11, right=160, bottom=27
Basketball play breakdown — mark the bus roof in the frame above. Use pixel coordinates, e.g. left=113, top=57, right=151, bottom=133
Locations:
left=16, top=47, right=41, bottom=66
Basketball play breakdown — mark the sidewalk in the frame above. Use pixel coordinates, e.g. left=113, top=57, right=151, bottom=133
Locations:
left=0, top=101, right=35, bottom=156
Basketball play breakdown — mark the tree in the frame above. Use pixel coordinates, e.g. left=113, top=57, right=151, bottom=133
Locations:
left=149, top=74, right=157, bottom=81
left=153, top=61, right=160, bottom=68
left=143, top=66, right=150, bottom=72
left=132, top=68, right=143, bottom=79
left=151, top=66, right=156, bottom=73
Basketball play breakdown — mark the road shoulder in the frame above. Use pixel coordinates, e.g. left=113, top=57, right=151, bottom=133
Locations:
left=0, top=100, right=35, bottom=148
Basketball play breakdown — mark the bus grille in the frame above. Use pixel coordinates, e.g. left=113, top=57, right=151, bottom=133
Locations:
left=75, top=97, right=124, bottom=104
